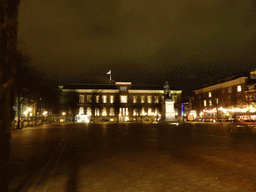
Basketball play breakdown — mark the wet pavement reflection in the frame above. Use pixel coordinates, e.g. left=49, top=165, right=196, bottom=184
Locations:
left=9, top=122, right=256, bottom=191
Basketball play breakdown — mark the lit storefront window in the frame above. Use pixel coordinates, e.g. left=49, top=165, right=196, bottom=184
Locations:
left=120, top=95, right=128, bottom=103
left=148, top=108, right=152, bottom=115
left=237, top=85, right=242, bottom=92
left=79, top=107, right=84, bottom=115
left=79, top=95, right=84, bottom=103
left=110, top=108, right=115, bottom=116
left=155, top=108, right=158, bottom=116
left=95, top=108, right=100, bottom=116
left=141, top=107, right=146, bottom=116
left=204, top=100, right=207, bottom=106
left=133, top=109, right=138, bottom=116
left=87, top=107, right=92, bottom=115
left=102, top=107, right=107, bottom=116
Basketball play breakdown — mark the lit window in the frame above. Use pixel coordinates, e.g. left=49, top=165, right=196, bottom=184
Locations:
left=209, top=100, right=212, bottom=106
left=209, top=92, right=211, bottom=97
left=141, top=107, right=146, bottom=116
left=96, top=95, right=99, bottom=103
left=148, top=108, right=152, bottom=115
left=216, top=98, right=218, bottom=104
left=133, top=96, right=137, bottom=103
left=204, top=100, right=207, bottom=106
left=154, top=96, right=159, bottom=103
left=141, top=95, right=145, bottom=103
left=110, top=95, right=114, bottom=103
left=155, top=108, right=158, bottom=116
left=87, top=95, right=92, bottom=103
left=120, top=86, right=127, bottom=91
left=147, top=96, right=152, bottom=103
left=86, top=107, right=92, bottom=115
left=133, top=109, right=138, bottom=116
left=79, top=107, right=84, bottom=115
left=121, top=108, right=127, bottom=116
left=110, top=108, right=115, bottom=116
left=102, top=107, right=107, bottom=116
left=162, top=96, right=164, bottom=101
left=95, top=108, right=100, bottom=116
left=237, top=85, right=242, bottom=92
left=228, top=87, right=232, bottom=93
left=120, top=95, right=128, bottom=103
left=79, top=95, right=84, bottom=103
left=102, top=95, right=107, bottom=103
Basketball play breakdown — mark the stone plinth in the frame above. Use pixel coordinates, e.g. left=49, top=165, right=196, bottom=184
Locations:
left=161, top=99, right=176, bottom=122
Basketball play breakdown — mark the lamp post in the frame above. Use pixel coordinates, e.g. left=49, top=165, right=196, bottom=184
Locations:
left=62, top=112, right=66, bottom=123
left=28, top=107, right=32, bottom=127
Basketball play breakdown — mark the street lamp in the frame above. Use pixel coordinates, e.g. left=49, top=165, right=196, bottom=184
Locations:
left=62, top=112, right=66, bottom=123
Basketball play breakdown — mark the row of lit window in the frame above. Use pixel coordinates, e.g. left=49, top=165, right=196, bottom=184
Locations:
left=79, top=107, right=159, bottom=116
left=79, top=95, right=163, bottom=104
left=207, top=85, right=242, bottom=98
left=203, top=98, right=218, bottom=107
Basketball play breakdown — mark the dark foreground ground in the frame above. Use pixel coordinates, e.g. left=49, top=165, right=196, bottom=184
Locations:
left=8, top=122, right=256, bottom=191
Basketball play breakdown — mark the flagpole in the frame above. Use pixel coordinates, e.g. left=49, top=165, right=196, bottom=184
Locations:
left=110, top=70, right=111, bottom=84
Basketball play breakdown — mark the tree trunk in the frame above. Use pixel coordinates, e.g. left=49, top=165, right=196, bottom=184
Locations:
left=0, top=1, right=20, bottom=191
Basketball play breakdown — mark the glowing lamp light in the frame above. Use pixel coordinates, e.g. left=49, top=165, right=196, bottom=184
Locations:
left=24, top=111, right=28, bottom=115
left=249, top=105, right=256, bottom=113
left=62, top=112, right=66, bottom=116
left=28, top=108, right=32, bottom=112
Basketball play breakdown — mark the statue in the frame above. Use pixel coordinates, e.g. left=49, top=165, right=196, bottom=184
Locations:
left=163, top=81, right=170, bottom=99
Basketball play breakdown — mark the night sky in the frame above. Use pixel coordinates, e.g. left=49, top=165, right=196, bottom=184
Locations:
left=17, top=0, right=256, bottom=95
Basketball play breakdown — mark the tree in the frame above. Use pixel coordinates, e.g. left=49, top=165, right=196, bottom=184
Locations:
left=14, top=51, right=31, bottom=128
left=0, top=1, right=20, bottom=191
left=60, top=91, right=79, bottom=123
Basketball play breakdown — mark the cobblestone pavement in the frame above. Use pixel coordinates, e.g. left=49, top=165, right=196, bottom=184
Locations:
left=9, top=122, right=256, bottom=191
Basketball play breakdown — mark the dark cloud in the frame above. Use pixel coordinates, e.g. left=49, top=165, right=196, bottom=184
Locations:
left=17, top=0, right=256, bottom=94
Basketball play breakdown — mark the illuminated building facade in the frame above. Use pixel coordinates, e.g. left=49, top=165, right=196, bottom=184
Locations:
left=193, top=71, right=255, bottom=121
left=59, top=82, right=182, bottom=122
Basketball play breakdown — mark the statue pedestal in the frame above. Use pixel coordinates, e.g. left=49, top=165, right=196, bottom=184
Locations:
left=161, top=99, right=176, bottom=122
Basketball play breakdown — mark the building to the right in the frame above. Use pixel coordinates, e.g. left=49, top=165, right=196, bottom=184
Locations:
left=192, top=69, right=256, bottom=121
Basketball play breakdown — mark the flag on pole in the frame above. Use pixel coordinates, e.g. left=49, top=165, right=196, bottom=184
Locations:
left=106, top=70, right=111, bottom=83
